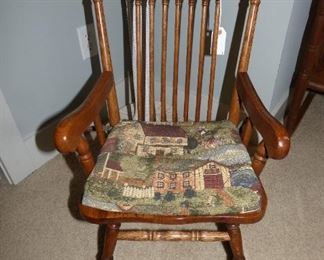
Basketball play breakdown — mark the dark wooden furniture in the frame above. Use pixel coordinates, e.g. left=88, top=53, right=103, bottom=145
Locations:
left=285, top=0, right=324, bottom=135
left=54, top=0, right=290, bottom=259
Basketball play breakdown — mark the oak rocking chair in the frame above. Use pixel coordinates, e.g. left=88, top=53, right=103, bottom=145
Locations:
left=55, top=0, right=290, bottom=259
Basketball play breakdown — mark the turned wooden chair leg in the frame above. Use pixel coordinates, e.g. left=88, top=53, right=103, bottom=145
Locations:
left=252, top=141, right=267, bottom=176
left=285, top=79, right=309, bottom=135
left=101, top=223, right=121, bottom=260
left=226, top=224, right=246, bottom=260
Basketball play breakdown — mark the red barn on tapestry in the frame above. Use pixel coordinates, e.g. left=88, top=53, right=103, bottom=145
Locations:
left=203, top=169, right=225, bottom=189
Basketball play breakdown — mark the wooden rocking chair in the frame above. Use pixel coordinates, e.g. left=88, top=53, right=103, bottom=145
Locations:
left=54, top=0, right=290, bottom=259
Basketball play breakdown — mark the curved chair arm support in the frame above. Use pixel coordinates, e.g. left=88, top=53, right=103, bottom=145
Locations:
left=54, top=71, right=114, bottom=154
left=236, top=72, right=290, bottom=159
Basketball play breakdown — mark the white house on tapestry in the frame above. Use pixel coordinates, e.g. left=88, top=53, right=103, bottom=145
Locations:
left=136, top=123, right=188, bottom=156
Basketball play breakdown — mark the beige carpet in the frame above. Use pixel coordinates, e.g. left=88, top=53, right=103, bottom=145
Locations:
left=1, top=95, right=324, bottom=260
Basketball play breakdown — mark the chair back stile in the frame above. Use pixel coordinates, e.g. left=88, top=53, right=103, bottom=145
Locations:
left=229, top=0, right=260, bottom=126
left=93, top=0, right=121, bottom=126
left=93, top=0, right=260, bottom=126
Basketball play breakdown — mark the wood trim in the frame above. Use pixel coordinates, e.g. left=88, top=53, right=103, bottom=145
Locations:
left=101, top=223, right=121, bottom=260
left=94, top=115, right=106, bottom=146
left=93, top=0, right=113, bottom=71
left=241, top=117, right=253, bottom=146
left=195, top=0, right=209, bottom=122
left=117, top=230, right=230, bottom=242
left=160, top=0, right=170, bottom=122
left=207, top=0, right=221, bottom=121
left=227, top=224, right=246, bottom=260
left=80, top=190, right=267, bottom=225
left=172, top=0, right=184, bottom=122
left=309, top=75, right=324, bottom=92
left=183, top=0, right=197, bottom=121
left=252, top=141, right=267, bottom=176
left=54, top=72, right=114, bottom=154
left=229, top=0, right=260, bottom=125
left=149, top=0, right=156, bottom=121
left=93, top=0, right=120, bottom=126
left=236, top=72, right=290, bottom=160
left=237, top=0, right=261, bottom=73
left=135, top=0, right=144, bottom=121
left=76, top=136, right=95, bottom=174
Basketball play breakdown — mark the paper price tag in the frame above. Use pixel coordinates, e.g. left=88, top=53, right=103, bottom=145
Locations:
left=217, top=27, right=226, bottom=55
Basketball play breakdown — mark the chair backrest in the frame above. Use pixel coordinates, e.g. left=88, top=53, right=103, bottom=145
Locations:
left=92, top=0, right=261, bottom=126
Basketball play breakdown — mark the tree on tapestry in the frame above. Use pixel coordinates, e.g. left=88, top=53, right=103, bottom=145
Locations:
left=164, top=191, right=175, bottom=201
left=184, top=186, right=196, bottom=198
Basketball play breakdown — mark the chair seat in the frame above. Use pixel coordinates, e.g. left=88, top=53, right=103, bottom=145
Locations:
left=82, top=120, right=263, bottom=216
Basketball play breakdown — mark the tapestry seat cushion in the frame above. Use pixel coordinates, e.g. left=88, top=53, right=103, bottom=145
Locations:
left=82, top=121, right=263, bottom=216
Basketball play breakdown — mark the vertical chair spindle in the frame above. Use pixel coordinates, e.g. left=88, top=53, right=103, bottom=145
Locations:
left=241, top=117, right=253, bottom=146
left=183, top=0, right=197, bottom=121
left=207, top=0, right=221, bottom=121
left=161, top=0, right=170, bottom=122
left=195, top=0, right=209, bottom=122
left=172, top=0, right=184, bottom=122
left=252, top=141, right=267, bottom=176
left=149, top=0, right=156, bottom=121
left=135, top=0, right=144, bottom=121
left=77, top=136, right=95, bottom=174
left=94, top=115, right=106, bottom=146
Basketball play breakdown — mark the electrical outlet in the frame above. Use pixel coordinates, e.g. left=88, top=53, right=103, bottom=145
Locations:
left=77, top=24, right=98, bottom=60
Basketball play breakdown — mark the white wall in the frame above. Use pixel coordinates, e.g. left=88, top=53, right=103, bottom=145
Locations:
left=0, top=1, right=127, bottom=183
left=0, top=0, right=127, bottom=139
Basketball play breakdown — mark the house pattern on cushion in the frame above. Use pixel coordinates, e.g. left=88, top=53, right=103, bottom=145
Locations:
left=82, top=121, right=262, bottom=216
left=137, top=123, right=188, bottom=156
left=95, top=154, right=231, bottom=199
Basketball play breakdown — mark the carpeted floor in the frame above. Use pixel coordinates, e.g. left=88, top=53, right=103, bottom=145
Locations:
left=1, top=95, right=323, bottom=260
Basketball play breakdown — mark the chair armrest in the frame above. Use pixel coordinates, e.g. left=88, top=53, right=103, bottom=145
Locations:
left=236, top=72, right=290, bottom=159
left=54, top=71, right=114, bottom=153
